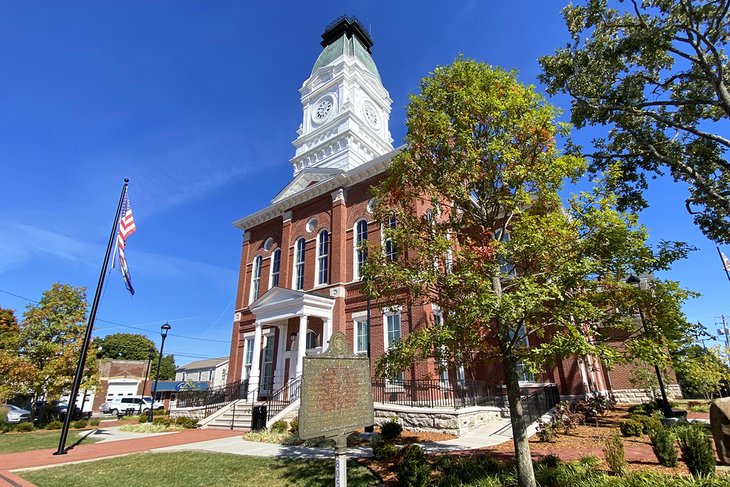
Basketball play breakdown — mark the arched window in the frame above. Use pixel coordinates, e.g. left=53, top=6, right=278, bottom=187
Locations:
left=384, top=212, right=397, bottom=262
left=270, top=248, right=281, bottom=288
left=293, top=238, right=305, bottom=290
left=305, top=330, right=318, bottom=349
left=316, top=230, right=329, bottom=285
left=250, top=255, right=262, bottom=302
left=354, top=219, right=368, bottom=279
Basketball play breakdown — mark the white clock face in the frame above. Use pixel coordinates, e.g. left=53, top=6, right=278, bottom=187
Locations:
left=363, top=102, right=379, bottom=128
left=314, top=98, right=332, bottom=122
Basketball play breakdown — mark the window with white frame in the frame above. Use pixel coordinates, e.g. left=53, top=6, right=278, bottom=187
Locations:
left=305, top=330, right=318, bottom=349
left=384, top=310, right=403, bottom=383
left=354, top=318, right=369, bottom=355
left=354, top=219, right=368, bottom=279
left=317, top=229, right=329, bottom=285
left=270, top=248, right=281, bottom=288
left=494, top=229, right=516, bottom=276
left=434, top=310, right=449, bottom=385
left=242, top=337, right=254, bottom=381
left=384, top=213, right=397, bottom=261
left=250, top=255, right=262, bottom=302
left=445, top=231, right=453, bottom=274
left=293, top=237, right=305, bottom=290
left=510, top=322, right=534, bottom=383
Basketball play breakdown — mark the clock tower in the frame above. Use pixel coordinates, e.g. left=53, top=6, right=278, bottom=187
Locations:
left=290, top=17, right=394, bottom=176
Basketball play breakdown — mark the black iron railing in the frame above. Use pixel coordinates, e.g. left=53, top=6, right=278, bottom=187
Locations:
left=370, top=378, right=501, bottom=409
left=176, top=379, right=249, bottom=417
left=264, top=376, right=302, bottom=424
left=491, top=384, right=561, bottom=423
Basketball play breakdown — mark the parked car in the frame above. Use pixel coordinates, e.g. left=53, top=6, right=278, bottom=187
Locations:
left=142, top=396, right=165, bottom=410
left=106, top=396, right=156, bottom=415
left=2, top=404, right=31, bottom=423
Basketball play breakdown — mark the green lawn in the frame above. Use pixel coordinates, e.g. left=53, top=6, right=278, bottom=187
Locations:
left=20, top=452, right=379, bottom=487
left=0, top=429, right=100, bottom=453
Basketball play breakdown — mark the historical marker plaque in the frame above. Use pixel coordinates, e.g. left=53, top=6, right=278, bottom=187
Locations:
left=299, top=331, right=373, bottom=440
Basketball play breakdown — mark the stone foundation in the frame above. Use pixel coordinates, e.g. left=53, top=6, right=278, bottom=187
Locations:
left=169, top=406, right=211, bottom=420
left=374, top=403, right=503, bottom=436
left=611, top=384, right=683, bottom=404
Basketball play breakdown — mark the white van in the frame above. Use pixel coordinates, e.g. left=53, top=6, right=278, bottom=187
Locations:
left=104, top=396, right=162, bottom=415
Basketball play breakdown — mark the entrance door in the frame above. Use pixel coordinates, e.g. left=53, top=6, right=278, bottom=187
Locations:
left=260, top=334, right=276, bottom=398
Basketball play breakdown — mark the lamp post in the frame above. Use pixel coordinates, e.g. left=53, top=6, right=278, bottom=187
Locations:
left=138, top=350, right=155, bottom=415
left=149, top=323, right=171, bottom=422
left=626, top=275, right=672, bottom=418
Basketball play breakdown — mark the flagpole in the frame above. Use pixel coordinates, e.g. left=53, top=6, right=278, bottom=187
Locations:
left=55, top=178, right=129, bottom=455
left=717, top=247, right=730, bottom=285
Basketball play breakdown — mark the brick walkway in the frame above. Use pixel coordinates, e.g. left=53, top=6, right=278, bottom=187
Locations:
left=0, top=428, right=241, bottom=472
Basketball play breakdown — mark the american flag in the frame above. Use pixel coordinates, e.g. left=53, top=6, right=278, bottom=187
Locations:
left=113, top=193, right=136, bottom=295
left=721, top=250, right=730, bottom=273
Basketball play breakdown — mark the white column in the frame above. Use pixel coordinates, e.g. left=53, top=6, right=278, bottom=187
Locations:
left=273, top=325, right=287, bottom=392
left=247, top=323, right=263, bottom=402
left=323, top=317, right=332, bottom=350
left=295, top=315, right=308, bottom=378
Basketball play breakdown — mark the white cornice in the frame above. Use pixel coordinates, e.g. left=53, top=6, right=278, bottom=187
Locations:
left=233, top=146, right=403, bottom=231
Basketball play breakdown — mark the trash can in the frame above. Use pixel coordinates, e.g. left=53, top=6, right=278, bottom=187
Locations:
left=251, top=405, right=267, bottom=431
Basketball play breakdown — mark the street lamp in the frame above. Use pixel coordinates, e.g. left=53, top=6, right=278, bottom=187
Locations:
left=626, top=275, right=673, bottom=418
left=149, top=322, right=171, bottom=422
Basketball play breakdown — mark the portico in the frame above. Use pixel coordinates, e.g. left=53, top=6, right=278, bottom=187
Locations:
left=244, top=287, right=335, bottom=402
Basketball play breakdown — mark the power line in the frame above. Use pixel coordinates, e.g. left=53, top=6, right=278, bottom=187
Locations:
left=0, top=288, right=229, bottom=344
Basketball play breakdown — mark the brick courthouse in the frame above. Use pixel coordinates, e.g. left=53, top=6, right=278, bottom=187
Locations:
left=223, top=18, right=678, bottom=423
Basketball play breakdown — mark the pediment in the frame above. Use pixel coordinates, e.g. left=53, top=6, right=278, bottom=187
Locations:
left=271, top=168, right=343, bottom=204
left=249, top=286, right=335, bottom=323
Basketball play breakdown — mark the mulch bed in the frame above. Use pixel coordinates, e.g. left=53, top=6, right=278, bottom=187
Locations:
left=358, top=405, right=712, bottom=485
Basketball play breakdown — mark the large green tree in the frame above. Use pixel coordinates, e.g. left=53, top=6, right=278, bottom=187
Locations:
left=95, top=333, right=156, bottom=360
left=0, top=284, right=99, bottom=405
left=674, top=344, right=730, bottom=398
left=365, top=58, right=692, bottom=487
left=539, top=0, right=730, bottom=243
left=0, top=308, right=33, bottom=402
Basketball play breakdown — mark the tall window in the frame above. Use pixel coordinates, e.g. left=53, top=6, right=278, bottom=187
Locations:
left=354, top=219, right=368, bottom=279
left=242, top=337, right=254, bottom=381
left=317, top=230, right=329, bottom=285
left=293, top=238, right=305, bottom=290
left=384, top=213, right=397, bottom=261
left=510, top=322, right=534, bottom=382
left=354, top=318, right=369, bottom=355
left=305, top=330, right=318, bottom=349
left=384, top=311, right=403, bottom=383
left=250, top=255, right=262, bottom=302
left=270, top=248, right=281, bottom=288
left=495, top=229, right=516, bottom=275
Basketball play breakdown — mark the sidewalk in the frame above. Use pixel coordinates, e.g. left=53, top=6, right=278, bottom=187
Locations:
left=0, top=427, right=241, bottom=472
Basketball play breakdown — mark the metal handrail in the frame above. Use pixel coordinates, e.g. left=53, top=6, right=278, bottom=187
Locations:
left=175, top=379, right=249, bottom=417
left=370, top=378, right=500, bottom=409
left=263, top=376, right=302, bottom=423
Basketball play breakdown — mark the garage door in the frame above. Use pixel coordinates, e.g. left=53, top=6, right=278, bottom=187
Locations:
left=106, top=380, right=140, bottom=401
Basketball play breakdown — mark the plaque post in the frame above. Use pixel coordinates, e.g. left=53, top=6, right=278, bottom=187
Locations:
left=334, top=433, right=348, bottom=487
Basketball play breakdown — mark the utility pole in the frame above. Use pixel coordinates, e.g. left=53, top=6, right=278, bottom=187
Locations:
left=717, top=315, right=730, bottom=366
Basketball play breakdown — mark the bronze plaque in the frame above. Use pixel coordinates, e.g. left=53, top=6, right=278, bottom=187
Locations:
left=298, top=332, right=374, bottom=440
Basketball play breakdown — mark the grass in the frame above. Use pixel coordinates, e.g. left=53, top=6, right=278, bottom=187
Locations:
left=0, top=428, right=100, bottom=453
left=20, top=451, right=379, bottom=487
left=118, top=423, right=183, bottom=433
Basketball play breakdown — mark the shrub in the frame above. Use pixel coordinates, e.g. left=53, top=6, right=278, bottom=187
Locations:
left=289, top=416, right=299, bottom=434
left=47, top=421, right=63, bottom=430
left=687, top=402, right=710, bottom=413
left=372, top=435, right=398, bottom=460
left=619, top=419, right=643, bottom=437
left=552, top=401, right=581, bottom=432
left=153, top=417, right=171, bottom=426
left=632, top=414, right=663, bottom=435
left=137, top=414, right=150, bottom=423
left=89, top=418, right=100, bottom=426
left=433, top=454, right=504, bottom=485
left=676, top=423, right=715, bottom=477
left=650, top=427, right=678, bottom=467
left=174, top=417, right=198, bottom=429
left=16, top=422, right=33, bottom=432
left=537, top=418, right=557, bottom=442
left=381, top=416, right=403, bottom=440
left=397, top=445, right=430, bottom=487
left=537, top=453, right=561, bottom=468
left=119, top=423, right=183, bottom=433
left=534, top=461, right=604, bottom=487
left=577, top=455, right=600, bottom=469
left=603, top=433, right=628, bottom=476
left=153, top=408, right=166, bottom=416
left=72, top=419, right=88, bottom=429
left=270, top=420, right=288, bottom=434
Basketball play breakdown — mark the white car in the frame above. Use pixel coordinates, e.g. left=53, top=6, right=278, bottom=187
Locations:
left=106, top=397, right=154, bottom=415
left=3, top=404, right=31, bottom=423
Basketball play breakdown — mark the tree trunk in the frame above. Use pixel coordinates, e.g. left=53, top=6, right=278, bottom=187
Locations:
left=504, top=355, right=537, bottom=487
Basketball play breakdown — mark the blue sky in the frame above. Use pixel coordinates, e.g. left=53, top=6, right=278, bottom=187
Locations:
left=1, top=1, right=728, bottom=365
